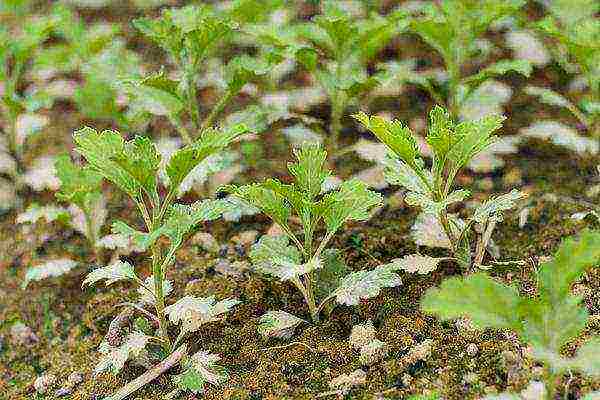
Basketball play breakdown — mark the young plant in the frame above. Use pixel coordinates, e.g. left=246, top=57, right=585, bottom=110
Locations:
left=422, top=230, right=600, bottom=400
left=525, top=0, right=600, bottom=138
left=355, top=106, right=525, bottom=268
left=72, top=123, right=247, bottom=396
left=0, top=12, right=54, bottom=191
left=35, top=4, right=142, bottom=128
left=398, top=0, right=531, bottom=120
left=128, top=4, right=273, bottom=144
left=252, top=0, right=407, bottom=153
left=223, top=143, right=402, bottom=331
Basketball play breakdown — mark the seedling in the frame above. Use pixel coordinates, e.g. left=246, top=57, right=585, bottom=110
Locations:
left=251, top=0, right=407, bottom=153
left=223, top=143, right=402, bottom=331
left=525, top=0, right=600, bottom=138
left=422, top=230, right=600, bottom=400
left=396, top=0, right=531, bottom=119
left=0, top=11, right=54, bottom=193
left=128, top=4, right=274, bottom=144
left=71, top=124, right=247, bottom=396
left=36, top=4, right=141, bottom=128
left=355, top=106, right=525, bottom=268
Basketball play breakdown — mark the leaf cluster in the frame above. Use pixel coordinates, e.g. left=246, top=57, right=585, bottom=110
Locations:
left=356, top=106, right=525, bottom=266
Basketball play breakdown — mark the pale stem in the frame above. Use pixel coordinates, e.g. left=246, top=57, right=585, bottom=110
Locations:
left=103, top=344, right=188, bottom=400
left=200, top=89, right=235, bottom=133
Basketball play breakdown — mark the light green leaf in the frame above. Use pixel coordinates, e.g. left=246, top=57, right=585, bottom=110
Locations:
left=174, top=350, right=228, bottom=394
left=225, top=55, right=271, bottom=93
left=221, top=183, right=291, bottom=228
left=82, top=260, right=137, bottom=288
left=23, top=259, right=78, bottom=289
left=122, top=70, right=184, bottom=117
left=74, top=127, right=160, bottom=198
left=287, top=143, right=330, bottom=199
left=54, top=153, right=103, bottom=208
left=257, top=310, right=306, bottom=339
left=165, top=295, right=239, bottom=335
left=249, top=235, right=304, bottom=281
left=421, top=273, right=522, bottom=330
left=465, top=59, right=532, bottom=87
left=95, top=331, right=149, bottom=375
left=166, top=124, right=248, bottom=190
left=390, top=254, right=445, bottom=275
left=472, top=189, right=525, bottom=224
left=383, top=156, right=432, bottom=195
left=405, top=189, right=470, bottom=215
left=333, top=264, right=402, bottom=306
left=111, top=221, right=162, bottom=252
left=161, top=199, right=231, bottom=251
left=314, top=249, right=349, bottom=304
left=447, top=114, right=505, bottom=168
left=320, top=179, right=383, bottom=233
left=354, top=112, right=420, bottom=166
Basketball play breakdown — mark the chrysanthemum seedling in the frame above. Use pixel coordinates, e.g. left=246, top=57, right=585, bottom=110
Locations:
left=127, top=4, right=275, bottom=145
left=251, top=0, right=407, bottom=154
left=355, top=106, right=525, bottom=269
left=422, top=230, right=600, bottom=400
left=524, top=0, right=599, bottom=140
left=69, top=124, right=247, bottom=396
left=223, top=143, right=403, bottom=331
left=393, top=0, right=532, bottom=120
left=0, top=9, right=55, bottom=202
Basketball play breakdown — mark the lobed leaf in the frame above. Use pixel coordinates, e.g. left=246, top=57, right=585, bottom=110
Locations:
left=257, top=310, right=306, bottom=339
left=472, top=189, right=525, bottom=224
left=95, top=331, right=149, bottom=375
left=333, top=265, right=402, bottom=306
left=320, top=179, right=383, bottom=234
left=287, top=143, right=330, bottom=199
left=82, top=260, right=137, bottom=288
left=421, top=273, right=522, bottom=331
left=173, top=350, right=228, bottom=394
left=249, top=235, right=304, bottom=281
left=165, top=295, right=239, bottom=336
left=54, top=154, right=103, bottom=208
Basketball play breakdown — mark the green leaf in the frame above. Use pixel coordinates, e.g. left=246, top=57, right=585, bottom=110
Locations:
left=54, top=154, right=103, bottom=207
left=82, top=260, right=136, bottom=288
left=74, top=127, right=160, bottom=198
left=166, top=124, right=248, bottom=190
left=472, top=189, right=525, bottom=224
left=122, top=70, right=184, bottom=117
left=465, top=59, right=532, bottom=87
left=421, top=273, right=522, bottom=330
left=137, top=276, right=173, bottom=305
left=383, top=156, right=432, bottom=195
left=538, top=230, right=600, bottom=308
left=405, top=189, right=470, bottom=215
left=287, top=143, right=330, bottom=199
left=447, top=114, right=505, bottom=169
left=426, top=105, right=461, bottom=159
left=333, top=264, right=402, bottom=306
left=161, top=199, right=231, bottom=251
left=314, top=249, right=349, bottom=304
left=111, top=221, right=162, bottom=252
left=320, top=179, right=383, bottom=234
left=354, top=112, right=420, bottom=166
left=249, top=235, right=304, bottom=281
left=225, top=55, right=271, bottom=93
left=221, top=183, right=291, bottom=228
left=174, top=351, right=228, bottom=394
left=257, top=310, right=306, bottom=339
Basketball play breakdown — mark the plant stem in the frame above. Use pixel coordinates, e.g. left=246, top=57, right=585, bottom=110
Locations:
left=103, top=344, right=188, bottom=400
left=329, top=96, right=344, bottom=154
left=200, top=89, right=234, bottom=133
left=439, top=211, right=457, bottom=253
left=151, top=242, right=171, bottom=352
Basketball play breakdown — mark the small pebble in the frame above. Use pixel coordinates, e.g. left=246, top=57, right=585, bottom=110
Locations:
left=359, top=339, right=388, bottom=366
left=10, top=322, right=39, bottom=347
left=349, top=321, right=376, bottom=350
left=466, top=343, right=478, bottom=356
left=191, top=232, right=220, bottom=254
left=34, top=374, right=56, bottom=394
